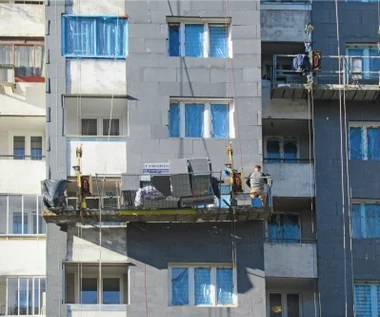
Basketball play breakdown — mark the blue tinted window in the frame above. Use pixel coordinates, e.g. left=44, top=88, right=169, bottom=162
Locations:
left=216, top=268, right=233, bottom=305
left=367, top=127, right=380, bottom=160
left=169, top=24, right=180, bottom=56
left=209, top=25, right=228, bottom=58
left=210, top=104, right=228, bottom=138
left=13, top=136, right=25, bottom=160
left=194, top=268, right=211, bottom=305
left=349, top=127, right=363, bottom=160
left=185, top=25, right=204, bottom=57
left=185, top=104, right=204, bottom=137
left=268, top=214, right=300, bottom=243
left=81, top=278, right=97, bottom=304
left=266, top=139, right=281, bottom=162
left=103, top=278, right=120, bottom=304
left=169, top=103, right=180, bottom=137
left=171, top=268, right=189, bottom=305
left=63, top=16, right=128, bottom=58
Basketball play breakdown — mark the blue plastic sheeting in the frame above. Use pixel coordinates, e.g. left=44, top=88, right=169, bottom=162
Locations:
left=194, top=268, right=211, bottom=305
left=268, top=214, right=300, bottom=243
left=171, top=268, right=189, bottom=305
left=354, top=285, right=372, bottom=317
left=365, top=204, right=380, bottom=238
left=63, top=16, right=128, bottom=58
left=351, top=204, right=362, bottom=238
left=367, top=127, right=380, bottom=160
left=185, top=25, right=204, bottom=57
left=169, top=103, right=180, bottom=137
left=185, top=104, right=204, bottom=137
left=349, top=127, right=363, bottom=160
left=169, top=24, right=180, bottom=56
left=369, top=49, right=380, bottom=79
left=283, top=139, right=298, bottom=163
left=211, top=104, right=228, bottom=138
left=266, top=139, right=281, bottom=162
left=209, top=25, right=228, bottom=58
left=216, top=268, right=233, bottom=305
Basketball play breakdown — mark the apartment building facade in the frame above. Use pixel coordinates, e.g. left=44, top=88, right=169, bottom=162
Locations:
left=0, top=0, right=47, bottom=316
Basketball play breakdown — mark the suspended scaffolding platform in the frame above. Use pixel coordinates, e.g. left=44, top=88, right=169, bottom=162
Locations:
left=271, top=54, right=380, bottom=101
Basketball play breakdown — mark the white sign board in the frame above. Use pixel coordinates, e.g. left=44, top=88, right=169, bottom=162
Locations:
left=142, top=163, right=170, bottom=175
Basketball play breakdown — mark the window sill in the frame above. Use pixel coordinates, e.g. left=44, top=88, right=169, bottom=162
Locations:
left=67, top=304, right=128, bottom=311
left=0, top=234, right=46, bottom=240
left=15, top=76, right=45, bottom=83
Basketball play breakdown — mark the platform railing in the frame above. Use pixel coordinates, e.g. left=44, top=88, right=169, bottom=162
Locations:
left=272, top=54, right=380, bottom=87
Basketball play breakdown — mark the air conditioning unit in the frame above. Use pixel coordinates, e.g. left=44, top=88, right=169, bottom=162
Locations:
left=0, top=65, right=15, bottom=86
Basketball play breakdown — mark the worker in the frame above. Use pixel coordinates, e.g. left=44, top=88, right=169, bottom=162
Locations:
left=246, top=165, right=269, bottom=207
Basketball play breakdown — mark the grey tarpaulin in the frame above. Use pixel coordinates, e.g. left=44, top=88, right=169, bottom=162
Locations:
left=41, top=179, right=69, bottom=211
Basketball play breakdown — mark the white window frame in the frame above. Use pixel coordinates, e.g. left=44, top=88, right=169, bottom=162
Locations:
left=265, top=212, right=302, bottom=242
left=264, top=136, right=299, bottom=161
left=354, top=282, right=380, bottom=317
left=345, top=45, right=380, bottom=79
left=170, top=98, right=235, bottom=139
left=9, top=134, right=44, bottom=158
left=168, top=264, right=237, bottom=307
left=81, top=117, right=122, bottom=137
left=266, top=292, right=302, bottom=317
left=5, top=276, right=46, bottom=316
left=349, top=122, right=380, bottom=160
left=168, top=20, right=232, bottom=58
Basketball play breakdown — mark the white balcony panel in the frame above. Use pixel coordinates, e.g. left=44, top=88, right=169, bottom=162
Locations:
left=264, top=242, right=317, bottom=278
left=0, top=3, right=44, bottom=37
left=0, top=238, right=46, bottom=275
left=67, top=305, right=128, bottom=317
left=0, top=159, right=45, bottom=194
left=67, top=138, right=126, bottom=176
left=264, top=163, right=314, bottom=197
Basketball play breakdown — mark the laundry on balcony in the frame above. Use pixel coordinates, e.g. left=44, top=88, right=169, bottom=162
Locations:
left=292, top=54, right=311, bottom=75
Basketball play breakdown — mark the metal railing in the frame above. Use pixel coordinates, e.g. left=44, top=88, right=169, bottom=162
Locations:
left=271, top=54, right=380, bottom=87
left=263, top=158, right=314, bottom=163
left=0, top=154, right=45, bottom=160
left=57, top=171, right=274, bottom=212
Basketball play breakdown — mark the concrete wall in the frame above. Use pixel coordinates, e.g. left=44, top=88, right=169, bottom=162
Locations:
left=127, top=222, right=266, bottom=317
left=261, top=5, right=312, bottom=42
left=0, top=238, right=46, bottom=275
left=126, top=0, right=262, bottom=173
left=0, top=3, right=44, bottom=37
left=264, top=243, right=317, bottom=278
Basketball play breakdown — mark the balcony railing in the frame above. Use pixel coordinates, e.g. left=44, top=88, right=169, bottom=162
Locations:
left=261, top=0, right=311, bottom=2
left=0, top=154, right=45, bottom=160
left=272, top=54, right=380, bottom=87
left=264, top=158, right=314, bottom=164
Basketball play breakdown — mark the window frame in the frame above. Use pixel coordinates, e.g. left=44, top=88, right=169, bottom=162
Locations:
left=81, top=117, right=121, bottom=136
left=169, top=99, right=235, bottom=139
left=10, top=133, right=44, bottom=160
left=265, top=212, right=302, bottom=243
left=345, top=45, right=380, bottom=79
left=266, top=292, right=302, bottom=317
left=354, top=282, right=380, bottom=317
left=61, top=15, right=128, bottom=59
left=351, top=200, right=380, bottom=239
left=0, top=41, right=45, bottom=82
left=349, top=121, right=380, bottom=160
left=167, top=20, right=232, bottom=58
left=264, top=136, right=300, bottom=162
left=5, top=276, right=46, bottom=316
left=168, top=264, right=237, bottom=307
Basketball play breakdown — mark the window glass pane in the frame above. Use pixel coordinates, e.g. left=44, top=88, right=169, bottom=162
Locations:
left=9, top=196, right=26, bottom=234
left=171, top=268, right=189, bottom=305
left=211, top=104, right=228, bottom=138
left=349, top=127, right=363, bottom=160
left=96, top=17, right=127, bottom=58
left=283, top=139, right=298, bottom=163
left=216, top=268, right=233, bottom=305
left=28, top=278, right=32, bottom=315
left=64, top=17, right=96, bottom=56
left=13, top=136, right=25, bottom=160
left=209, top=25, right=228, bottom=58
left=103, top=278, right=120, bottom=304
left=365, top=204, right=380, bottom=238
left=19, top=278, right=28, bottom=315
left=266, top=139, right=281, bottom=162
left=169, top=24, right=180, bottom=57
left=354, top=284, right=372, bottom=317
left=103, top=119, right=120, bottom=136
left=31, top=137, right=43, bottom=160
left=39, top=279, right=46, bottom=313
left=269, top=293, right=282, bottom=317
left=287, top=294, right=300, bottom=317
left=367, top=127, right=380, bottom=160
left=368, top=48, right=380, bottom=80
left=0, top=196, right=7, bottom=234
left=38, top=196, right=46, bottom=234
left=185, top=24, right=204, bottom=57
left=82, top=119, right=97, bottom=136
left=81, top=278, right=98, bottom=304
left=7, top=278, right=18, bottom=315
left=35, top=46, right=44, bottom=77
left=347, top=49, right=364, bottom=80
left=34, top=278, right=40, bottom=315
left=24, top=196, right=36, bottom=234
left=194, top=268, right=211, bottom=305
left=15, top=46, right=34, bottom=77
left=0, top=45, right=13, bottom=64
left=169, top=103, right=180, bottom=137
left=268, top=214, right=300, bottom=243
left=351, top=204, right=362, bottom=239
left=185, top=104, right=204, bottom=137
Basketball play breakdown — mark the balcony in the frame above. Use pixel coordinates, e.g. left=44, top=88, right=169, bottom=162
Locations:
left=0, top=0, right=44, bottom=37
left=66, top=137, right=127, bottom=176
left=0, top=156, right=45, bottom=194
left=271, top=54, right=380, bottom=100
left=264, top=240, right=317, bottom=278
